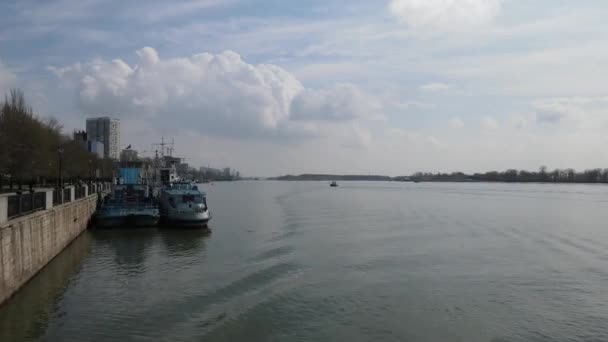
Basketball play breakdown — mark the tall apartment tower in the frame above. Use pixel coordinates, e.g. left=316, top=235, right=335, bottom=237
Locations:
left=86, top=117, right=120, bottom=159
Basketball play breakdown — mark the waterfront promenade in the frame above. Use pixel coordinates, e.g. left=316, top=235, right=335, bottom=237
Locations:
left=0, top=183, right=111, bottom=305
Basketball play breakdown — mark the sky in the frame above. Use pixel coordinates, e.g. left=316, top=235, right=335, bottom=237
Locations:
left=1, top=0, right=608, bottom=176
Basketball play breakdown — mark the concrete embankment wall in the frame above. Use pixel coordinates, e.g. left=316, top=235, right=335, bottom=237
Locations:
left=0, top=194, right=97, bottom=305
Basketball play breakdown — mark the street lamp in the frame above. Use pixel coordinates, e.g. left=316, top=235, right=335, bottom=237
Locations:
left=30, top=160, right=36, bottom=191
left=48, top=161, right=53, bottom=187
left=57, top=148, right=64, bottom=188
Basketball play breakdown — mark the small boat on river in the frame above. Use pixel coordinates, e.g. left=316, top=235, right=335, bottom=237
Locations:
left=96, top=184, right=159, bottom=228
left=159, top=182, right=211, bottom=226
left=330, top=181, right=338, bottom=187
left=95, top=167, right=159, bottom=228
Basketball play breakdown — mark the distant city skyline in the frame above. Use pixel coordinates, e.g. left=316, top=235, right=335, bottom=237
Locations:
left=1, top=1, right=608, bottom=176
left=113, top=134, right=241, bottom=178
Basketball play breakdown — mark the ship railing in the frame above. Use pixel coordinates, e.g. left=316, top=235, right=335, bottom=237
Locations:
left=101, top=203, right=158, bottom=210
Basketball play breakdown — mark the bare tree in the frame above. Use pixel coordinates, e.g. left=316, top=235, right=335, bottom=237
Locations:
left=1, top=89, right=108, bottom=189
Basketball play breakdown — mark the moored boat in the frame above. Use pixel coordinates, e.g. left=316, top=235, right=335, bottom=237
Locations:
left=96, top=202, right=160, bottom=228
left=159, top=182, right=211, bottom=227
left=95, top=170, right=160, bottom=228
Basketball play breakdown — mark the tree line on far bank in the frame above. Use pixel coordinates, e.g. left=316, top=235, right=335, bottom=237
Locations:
left=411, top=166, right=608, bottom=183
left=0, top=89, right=113, bottom=189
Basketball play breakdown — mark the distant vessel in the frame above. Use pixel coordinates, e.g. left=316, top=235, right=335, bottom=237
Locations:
left=96, top=183, right=159, bottom=228
left=159, top=182, right=211, bottom=226
left=330, top=181, right=338, bottom=187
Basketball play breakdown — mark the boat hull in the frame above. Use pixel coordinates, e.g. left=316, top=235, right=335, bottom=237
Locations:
left=161, top=217, right=210, bottom=227
left=95, top=209, right=160, bottom=228
left=161, top=211, right=211, bottom=226
left=95, top=216, right=126, bottom=228
left=95, top=215, right=159, bottom=228
left=127, top=214, right=160, bottom=227
left=161, top=211, right=211, bottom=227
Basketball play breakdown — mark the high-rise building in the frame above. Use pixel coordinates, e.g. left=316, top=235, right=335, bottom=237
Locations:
left=73, top=130, right=87, bottom=142
left=87, top=141, right=105, bottom=158
left=73, top=130, right=105, bottom=158
left=86, top=117, right=120, bottom=159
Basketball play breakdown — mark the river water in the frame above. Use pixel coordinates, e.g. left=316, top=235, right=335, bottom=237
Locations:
left=2, top=181, right=608, bottom=341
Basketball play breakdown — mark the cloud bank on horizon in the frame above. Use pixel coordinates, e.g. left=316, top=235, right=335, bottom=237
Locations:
left=1, top=0, right=608, bottom=175
left=50, top=47, right=381, bottom=146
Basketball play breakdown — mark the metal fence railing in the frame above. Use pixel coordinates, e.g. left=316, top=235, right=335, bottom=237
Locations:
left=34, top=191, right=45, bottom=210
left=4, top=182, right=111, bottom=221
left=53, top=189, right=62, bottom=206
left=75, top=186, right=86, bottom=200
left=6, top=192, right=46, bottom=220
left=63, top=188, right=72, bottom=203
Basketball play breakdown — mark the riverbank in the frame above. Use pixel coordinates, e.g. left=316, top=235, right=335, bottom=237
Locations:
left=271, top=172, right=608, bottom=184
left=0, top=191, right=98, bottom=305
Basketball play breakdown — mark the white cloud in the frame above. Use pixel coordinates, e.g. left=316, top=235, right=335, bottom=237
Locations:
left=292, top=61, right=363, bottom=83
left=386, top=128, right=444, bottom=147
left=509, top=115, right=528, bottom=129
left=290, top=84, right=383, bottom=121
left=532, top=98, right=586, bottom=125
left=425, top=135, right=446, bottom=148
left=389, top=0, right=504, bottom=32
left=449, top=117, right=465, bottom=128
left=394, top=101, right=435, bottom=109
left=434, top=40, right=608, bottom=97
left=531, top=97, right=608, bottom=130
left=50, top=47, right=378, bottom=146
left=535, top=108, right=564, bottom=124
left=481, top=117, right=498, bottom=130
left=420, top=82, right=450, bottom=92
left=332, top=122, right=373, bottom=149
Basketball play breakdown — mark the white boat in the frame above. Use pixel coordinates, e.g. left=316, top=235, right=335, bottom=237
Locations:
left=159, top=182, right=211, bottom=226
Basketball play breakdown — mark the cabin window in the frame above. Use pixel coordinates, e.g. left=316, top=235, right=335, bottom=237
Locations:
left=182, top=195, right=204, bottom=203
